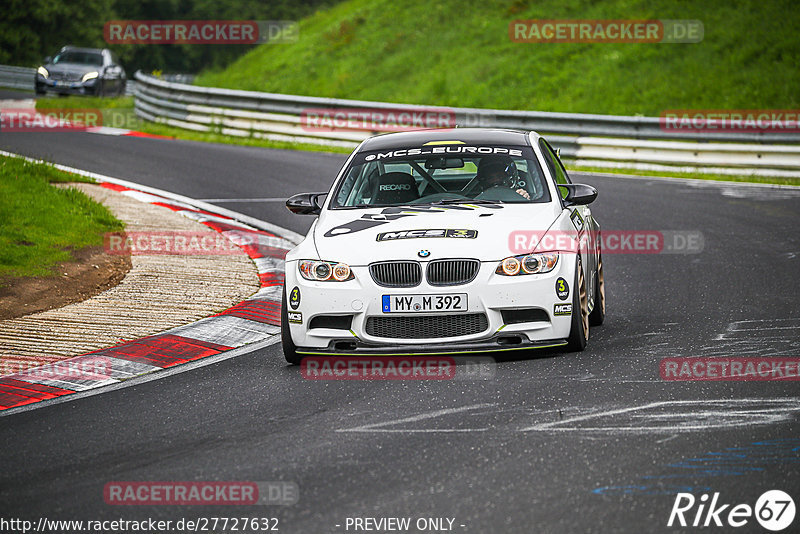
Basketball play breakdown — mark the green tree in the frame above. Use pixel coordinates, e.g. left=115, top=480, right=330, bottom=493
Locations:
left=0, top=0, right=114, bottom=65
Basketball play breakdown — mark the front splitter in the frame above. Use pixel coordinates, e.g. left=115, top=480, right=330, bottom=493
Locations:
left=296, top=337, right=569, bottom=356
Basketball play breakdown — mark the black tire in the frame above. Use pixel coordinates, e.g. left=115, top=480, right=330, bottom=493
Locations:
left=565, top=255, right=589, bottom=352
left=589, top=248, right=605, bottom=326
left=35, top=85, right=45, bottom=96
left=281, top=285, right=302, bottom=365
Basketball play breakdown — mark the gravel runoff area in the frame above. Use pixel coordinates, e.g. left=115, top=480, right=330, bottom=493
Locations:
left=0, top=183, right=260, bottom=374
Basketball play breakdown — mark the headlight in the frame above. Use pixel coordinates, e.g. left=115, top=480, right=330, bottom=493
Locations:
left=496, top=253, right=558, bottom=276
left=37, top=66, right=49, bottom=78
left=82, top=71, right=99, bottom=82
left=299, top=260, right=354, bottom=282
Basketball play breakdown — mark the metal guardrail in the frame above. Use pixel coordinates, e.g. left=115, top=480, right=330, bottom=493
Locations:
left=0, top=65, right=36, bottom=90
left=133, top=72, right=800, bottom=177
left=0, top=64, right=135, bottom=96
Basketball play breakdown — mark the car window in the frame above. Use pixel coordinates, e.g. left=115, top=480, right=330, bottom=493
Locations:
left=52, top=51, right=103, bottom=67
left=539, top=139, right=570, bottom=199
left=331, top=145, right=551, bottom=208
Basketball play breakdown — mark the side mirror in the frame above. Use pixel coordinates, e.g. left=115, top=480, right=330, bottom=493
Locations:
left=558, top=184, right=597, bottom=206
left=286, top=192, right=325, bottom=215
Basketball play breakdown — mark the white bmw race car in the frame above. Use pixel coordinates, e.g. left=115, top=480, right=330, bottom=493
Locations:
left=281, top=128, right=604, bottom=364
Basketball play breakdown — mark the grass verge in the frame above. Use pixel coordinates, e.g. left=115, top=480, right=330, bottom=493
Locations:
left=197, top=0, right=799, bottom=116
left=0, top=156, right=124, bottom=283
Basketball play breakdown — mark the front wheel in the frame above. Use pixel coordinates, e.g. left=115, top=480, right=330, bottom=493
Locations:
left=281, top=285, right=302, bottom=365
left=565, top=255, right=589, bottom=352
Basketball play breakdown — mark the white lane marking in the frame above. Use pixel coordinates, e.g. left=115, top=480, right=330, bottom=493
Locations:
left=335, top=399, right=800, bottom=435
left=336, top=403, right=495, bottom=433
left=730, top=325, right=800, bottom=332
left=715, top=318, right=800, bottom=340
left=520, top=398, right=800, bottom=433
left=1, top=336, right=280, bottom=417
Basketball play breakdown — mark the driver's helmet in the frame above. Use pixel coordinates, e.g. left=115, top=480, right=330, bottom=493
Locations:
left=476, top=155, right=518, bottom=189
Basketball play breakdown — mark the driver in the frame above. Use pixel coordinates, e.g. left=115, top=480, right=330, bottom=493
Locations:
left=475, top=155, right=530, bottom=200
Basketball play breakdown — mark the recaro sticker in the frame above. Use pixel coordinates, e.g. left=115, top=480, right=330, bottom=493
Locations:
left=289, top=286, right=301, bottom=310
left=554, top=303, right=573, bottom=316
left=556, top=277, right=570, bottom=300
left=287, top=311, right=303, bottom=324
left=376, top=229, right=478, bottom=241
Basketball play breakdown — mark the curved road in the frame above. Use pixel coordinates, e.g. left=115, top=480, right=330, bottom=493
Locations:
left=1, top=130, right=799, bottom=533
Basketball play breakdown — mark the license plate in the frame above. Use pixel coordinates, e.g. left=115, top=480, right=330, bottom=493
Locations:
left=382, top=294, right=467, bottom=313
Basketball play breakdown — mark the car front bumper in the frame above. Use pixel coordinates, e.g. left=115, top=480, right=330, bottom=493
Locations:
left=36, top=76, right=99, bottom=95
left=285, top=255, right=577, bottom=354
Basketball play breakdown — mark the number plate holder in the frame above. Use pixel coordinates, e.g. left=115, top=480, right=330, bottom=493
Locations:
left=382, top=294, right=468, bottom=313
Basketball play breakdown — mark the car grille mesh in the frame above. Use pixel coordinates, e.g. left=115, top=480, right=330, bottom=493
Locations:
left=370, top=259, right=480, bottom=287
left=426, top=259, right=480, bottom=286
left=52, top=72, right=82, bottom=82
left=369, top=261, right=422, bottom=287
left=365, top=313, right=488, bottom=339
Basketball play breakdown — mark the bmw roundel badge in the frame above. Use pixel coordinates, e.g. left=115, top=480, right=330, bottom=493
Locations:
left=418, top=250, right=431, bottom=258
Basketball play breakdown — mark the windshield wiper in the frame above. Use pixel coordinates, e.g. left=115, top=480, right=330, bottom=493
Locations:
left=433, top=198, right=503, bottom=205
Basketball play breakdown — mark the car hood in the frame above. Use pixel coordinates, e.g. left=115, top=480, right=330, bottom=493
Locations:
left=45, top=63, right=100, bottom=77
left=312, top=203, right=562, bottom=265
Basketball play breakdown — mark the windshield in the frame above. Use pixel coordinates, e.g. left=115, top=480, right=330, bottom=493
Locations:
left=331, top=145, right=551, bottom=208
left=52, top=51, right=103, bottom=66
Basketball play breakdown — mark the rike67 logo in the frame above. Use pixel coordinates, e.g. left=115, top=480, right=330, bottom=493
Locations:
left=668, top=490, right=795, bottom=531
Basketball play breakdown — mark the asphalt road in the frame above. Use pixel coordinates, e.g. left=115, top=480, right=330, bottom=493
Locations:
left=1, top=130, right=799, bottom=533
